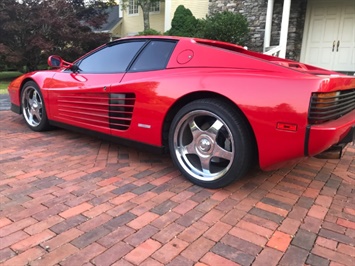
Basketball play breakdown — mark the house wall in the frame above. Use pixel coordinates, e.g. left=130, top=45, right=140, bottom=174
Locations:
left=121, top=2, right=166, bottom=36
left=170, top=0, right=209, bottom=20
left=209, top=0, right=307, bottom=61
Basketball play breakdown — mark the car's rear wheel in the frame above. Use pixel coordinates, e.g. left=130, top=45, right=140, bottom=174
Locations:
left=169, top=98, right=253, bottom=188
left=21, top=81, right=50, bottom=131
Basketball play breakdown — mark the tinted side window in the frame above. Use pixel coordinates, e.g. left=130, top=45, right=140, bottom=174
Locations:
left=78, top=41, right=145, bottom=73
left=130, top=40, right=177, bottom=72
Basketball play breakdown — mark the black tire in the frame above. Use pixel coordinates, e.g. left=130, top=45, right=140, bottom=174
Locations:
left=21, top=81, right=50, bottom=132
left=169, top=98, right=253, bottom=188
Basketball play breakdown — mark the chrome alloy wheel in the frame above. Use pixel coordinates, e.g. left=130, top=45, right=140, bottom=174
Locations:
left=22, top=86, right=44, bottom=127
left=173, top=110, right=234, bottom=182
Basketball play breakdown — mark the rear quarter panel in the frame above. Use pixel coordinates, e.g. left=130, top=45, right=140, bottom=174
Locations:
left=120, top=68, right=325, bottom=170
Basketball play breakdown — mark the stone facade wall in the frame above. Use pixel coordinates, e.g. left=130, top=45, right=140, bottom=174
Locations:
left=209, top=0, right=307, bottom=61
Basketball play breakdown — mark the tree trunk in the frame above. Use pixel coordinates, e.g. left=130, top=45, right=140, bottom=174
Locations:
left=140, top=3, right=150, bottom=31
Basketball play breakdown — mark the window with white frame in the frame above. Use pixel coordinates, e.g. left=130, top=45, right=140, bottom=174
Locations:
left=128, top=0, right=138, bottom=15
left=150, top=1, right=160, bottom=13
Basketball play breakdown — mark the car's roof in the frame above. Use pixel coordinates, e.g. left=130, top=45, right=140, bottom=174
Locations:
left=111, top=35, right=246, bottom=50
left=103, top=36, right=341, bottom=77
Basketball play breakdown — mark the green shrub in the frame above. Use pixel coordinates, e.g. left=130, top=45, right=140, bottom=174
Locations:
left=201, top=11, right=249, bottom=45
left=137, top=28, right=162, bottom=36
left=166, top=5, right=199, bottom=37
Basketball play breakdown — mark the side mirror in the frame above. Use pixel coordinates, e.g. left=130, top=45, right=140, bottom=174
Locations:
left=48, top=55, right=63, bottom=68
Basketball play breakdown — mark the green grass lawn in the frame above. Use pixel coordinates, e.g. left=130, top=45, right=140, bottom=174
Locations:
left=0, top=71, right=22, bottom=94
left=0, top=81, right=10, bottom=94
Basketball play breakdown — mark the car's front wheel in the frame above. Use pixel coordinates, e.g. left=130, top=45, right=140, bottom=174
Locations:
left=169, top=98, right=253, bottom=188
left=21, top=81, right=50, bottom=132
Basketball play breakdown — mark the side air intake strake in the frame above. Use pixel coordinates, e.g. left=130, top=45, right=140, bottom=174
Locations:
left=57, top=93, right=135, bottom=130
left=109, top=93, right=135, bottom=130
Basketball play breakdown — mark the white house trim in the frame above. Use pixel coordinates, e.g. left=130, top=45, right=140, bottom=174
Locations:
left=264, top=0, right=274, bottom=51
left=264, top=0, right=292, bottom=58
left=164, top=0, right=172, bottom=32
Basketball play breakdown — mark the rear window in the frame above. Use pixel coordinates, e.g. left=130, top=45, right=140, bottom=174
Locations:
left=130, top=40, right=177, bottom=72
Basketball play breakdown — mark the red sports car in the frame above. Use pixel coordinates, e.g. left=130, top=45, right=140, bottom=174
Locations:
left=8, top=36, right=355, bottom=188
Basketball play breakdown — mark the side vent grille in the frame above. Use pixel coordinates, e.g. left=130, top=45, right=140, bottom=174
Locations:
left=109, top=93, right=136, bottom=130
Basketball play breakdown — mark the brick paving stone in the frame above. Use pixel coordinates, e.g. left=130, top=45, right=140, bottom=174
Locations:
left=167, top=255, right=194, bottom=266
left=291, top=229, right=317, bottom=251
left=300, top=216, right=323, bottom=233
left=178, top=221, right=209, bottom=243
left=220, top=208, right=246, bottom=226
left=316, top=236, right=337, bottom=250
left=125, top=239, right=162, bottom=265
left=203, top=221, right=232, bottom=242
left=2, top=247, right=45, bottom=266
left=151, top=211, right=181, bottom=229
left=236, top=219, right=274, bottom=238
left=124, top=225, right=159, bottom=247
left=279, top=244, right=309, bottom=265
left=50, top=214, right=87, bottom=234
left=24, top=215, right=64, bottom=235
left=176, top=209, right=205, bottom=227
left=252, top=247, right=283, bottom=266
left=243, top=213, right=279, bottom=231
left=92, top=242, right=133, bottom=266
left=0, top=230, right=29, bottom=250
left=221, top=234, right=262, bottom=256
left=200, top=252, right=240, bottom=266
left=127, top=211, right=159, bottom=230
left=1, top=112, right=354, bottom=266
left=211, top=242, right=255, bottom=265
left=312, top=245, right=354, bottom=265
left=278, top=217, right=301, bottom=235
left=319, top=228, right=355, bottom=246
left=249, top=207, right=284, bottom=224
left=153, top=222, right=185, bottom=244
left=61, top=242, right=106, bottom=266
left=42, top=227, right=83, bottom=251
left=11, top=229, right=56, bottom=253
left=181, top=236, right=215, bottom=262
left=71, top=226, right=111, bottom=249
left=0, top=248, right=16, bottom=263
left=266, top=231, right=292, bottom=252
left=306, top=254, right=330, bottom=266
left=31, top=243, right=79, bottom=266
left=229, top=227, right=268, bottom=247
left=152, top=238, right=189, bottom=264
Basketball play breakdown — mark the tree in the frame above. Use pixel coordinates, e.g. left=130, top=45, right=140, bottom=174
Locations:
left=0, top=0, right=115, bottom=71
left=165, top=5, right=200, bottom=37
left=201, top=11, right=249, bottom=45
left=121, top=0, right=163, bottom=31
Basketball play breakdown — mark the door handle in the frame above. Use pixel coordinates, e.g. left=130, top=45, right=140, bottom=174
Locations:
left=332, top=41, right=335, bottom=52
left=336, top=41, right=340, bottom=52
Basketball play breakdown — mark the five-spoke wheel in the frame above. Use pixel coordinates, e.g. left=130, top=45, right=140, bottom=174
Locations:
left=21, top=81, right=50, bottom=131
left=169, top=99, right=253, bottom=188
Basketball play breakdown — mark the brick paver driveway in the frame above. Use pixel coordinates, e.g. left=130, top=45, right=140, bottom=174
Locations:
left=1, top=110, right=354, bottom=266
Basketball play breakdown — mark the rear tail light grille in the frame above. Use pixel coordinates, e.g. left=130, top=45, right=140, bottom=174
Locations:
left=308, top=89, right=355, bottom=124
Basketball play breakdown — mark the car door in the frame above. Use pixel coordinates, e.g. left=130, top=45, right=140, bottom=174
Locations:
left=47, top=40, right=146, bottom=135
left=110, top=40, right=177, bottom=145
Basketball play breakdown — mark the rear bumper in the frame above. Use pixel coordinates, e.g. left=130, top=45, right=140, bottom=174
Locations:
left=305, top=110, right=355, bottom=156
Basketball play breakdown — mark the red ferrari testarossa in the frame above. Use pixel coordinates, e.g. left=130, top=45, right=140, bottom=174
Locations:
left=8, top=36, right=355, bottom=188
